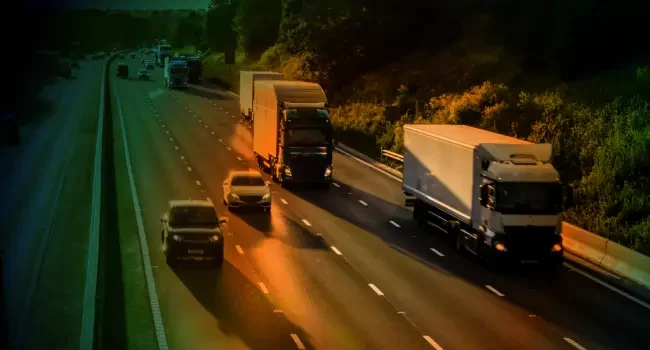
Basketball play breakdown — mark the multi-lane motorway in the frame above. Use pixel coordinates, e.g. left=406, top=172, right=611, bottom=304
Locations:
left=1, top=59, right=105, bottom=349
left=110, top=57, right=650, bottom=350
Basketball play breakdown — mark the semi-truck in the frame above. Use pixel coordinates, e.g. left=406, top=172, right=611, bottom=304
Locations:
left=402, top=124, right=573, bottom=266
left=252, top=80, right=334, bottom=187
left=155, top=42, right=172, bottom=67
left=240, top=71, right=284, bottom=120
left=164, top=57, right=188, bottom=88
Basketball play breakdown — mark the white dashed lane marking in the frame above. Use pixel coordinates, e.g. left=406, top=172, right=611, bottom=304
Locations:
left=430, top=248, right=445, bottom=257
left=330, top=246, right=342, bottom=255
left=485, top=285, right=504, bottom=297
left=195, top=180, right=201, bottom=186
left=389, top=220, right=401, bottom=228
left=423, top=335, right=444, bottom=350
left=258, top=282, right=269, bottom=294
left=280, top=199, right=288, bottom=205
left=226, top=147, right=232, bottom=151
left=237, top=157, right=242, bottom=161
left=358, top=200, right=368, bottom=206
left=187, top=167, right=192, bottom=172
left=563, top=338, right=587, bottom=350
left=332, top=183, right=340, bottom=187
left=368, top=283, right=384, bottom=296
left=290, top=334, right=306, bottom=350
left=302, top=219, right=312, bottom=227
left=235, top=245, right=244, bottom=255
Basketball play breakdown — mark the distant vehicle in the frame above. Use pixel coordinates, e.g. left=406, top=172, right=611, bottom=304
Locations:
left=155, top=43, right=172, bottom=67
left=252, top=80, right=333, bottom=188
left=137, top=69, right=151, bottom=80
left=402, top=125, right=573, bottom=267
left=145, top=61, right=154, bottom=70
left=186, top=56, right=202, bottom=83
left=117, top=63, right=129, bottom=78
left=0, top=113, right=20, bottom=146
left=222, top=170, right=272, bottom=212
left=71, top=58, right=80, bottom=69
left=160, top=199, right=228, bottom=266
left=239, top=71, right=284, bottom=119
left=164, top=57, right=188, bottom=89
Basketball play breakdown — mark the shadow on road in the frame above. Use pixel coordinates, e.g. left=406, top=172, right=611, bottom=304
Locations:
left=178, top=85, right=235, bottom=101
left=173, top=261, right=314, bottom=349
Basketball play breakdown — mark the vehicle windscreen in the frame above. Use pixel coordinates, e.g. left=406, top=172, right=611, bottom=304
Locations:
left=231, top=175, right=266, bottom=186
left=495, top=182, right=562, bottom=215
left=285, top=127, right=328, bottom=146
left=169, top=206, right=218, bottom=228
left=170, top=67, right=187, bottom=74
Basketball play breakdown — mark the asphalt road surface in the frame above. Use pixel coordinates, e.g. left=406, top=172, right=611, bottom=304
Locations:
left=1, top=59, right=105, bottom=349
left=110, top=57, right=650, bottom=350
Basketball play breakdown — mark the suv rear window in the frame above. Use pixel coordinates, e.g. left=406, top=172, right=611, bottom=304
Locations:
left=170, top=206, right=218, bottom=228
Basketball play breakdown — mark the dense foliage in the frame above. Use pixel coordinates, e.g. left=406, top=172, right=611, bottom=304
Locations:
left=200, top=0, right=650, bottom=253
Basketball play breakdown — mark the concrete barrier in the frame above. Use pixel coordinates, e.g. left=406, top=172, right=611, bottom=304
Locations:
left=561, top=222, right=609, bottom=266
left=601, top=242, right=650, bottom=289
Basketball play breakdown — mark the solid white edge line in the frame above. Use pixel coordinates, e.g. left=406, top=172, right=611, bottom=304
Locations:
left=235, top=245, right=244, bottom=255
left=302, top=219, right=312, bottom=227
left=563, top=337, right=588, bottom=350
left=564, top=262, right=650, bottom=310
left=389, top=220, right=401, bottom=228
left=485, top=285, right=505, bottom=297
left=290, top=334, right=306, bottom=349
left=358, top=200, right=368, bottom=206
left=330, top=246, right=343, bottom=255
left=423, top=335, right=444, bottom=350
left=368, top=283, right=384, bottom=296
left=79, top=54, right=110, bottom=350
left=115, top=80, right=169, bottom=349
left=430, top=248, right=445, bottom=257
left=335, top=146, right=402, bottom=182
left=258, top=282, right=269, bottom=294
left=280, top=198, right=288, bottom=205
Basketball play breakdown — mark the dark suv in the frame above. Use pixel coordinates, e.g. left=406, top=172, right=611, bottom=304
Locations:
left=161, top=200, right=228, bottom=267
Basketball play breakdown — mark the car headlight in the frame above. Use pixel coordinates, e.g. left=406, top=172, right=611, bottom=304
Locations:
left=228, top=193, right=240, bottom=200
left=284, top=167, right=292, bottom=176
left=171, top=234, right=182, bottom=242
left=209, top=234, right=221, bottom=243
left=262, top=193, right=271, bottom=201
left=324, top=167, right=332, bottom=177
left=551, top=243, right=563, bottom=252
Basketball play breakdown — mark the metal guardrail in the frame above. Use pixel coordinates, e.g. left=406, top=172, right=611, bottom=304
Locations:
left=381, top=148, right=403, bottom=162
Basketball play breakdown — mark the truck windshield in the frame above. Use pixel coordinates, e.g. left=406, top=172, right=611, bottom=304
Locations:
left=285, top=128, right=328, bottom=147
left=495, top=182, right=562, bottom=215
left=170, top=206, right=218, bottom=228
left=171, top=67, right=187, bottom=74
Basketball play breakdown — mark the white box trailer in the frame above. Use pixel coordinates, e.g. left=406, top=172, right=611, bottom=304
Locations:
left=252, top=80, right=333, bottom=186
left=239, top=71, right=284, bottom=119
left=403, top=124, right=571, bottom=265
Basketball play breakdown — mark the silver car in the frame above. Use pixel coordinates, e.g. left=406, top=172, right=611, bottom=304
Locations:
left=222, top=170, right=272, bottom=212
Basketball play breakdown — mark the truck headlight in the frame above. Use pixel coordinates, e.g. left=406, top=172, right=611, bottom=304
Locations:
left=262, top=193, right=271, bottom=201
left=324, top=167, right=332, bottom=177
left=209, top=234, right=220, bottom=243
left=284, top=167, right=292, bottom=176
left=228, top=193, right=240, bottom=200
left=494, top=242, right=507, bottom=252
left=171, top=234, right=183, bottom=242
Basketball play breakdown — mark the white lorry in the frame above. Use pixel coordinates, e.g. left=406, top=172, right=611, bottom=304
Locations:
left=239, top=71, right=284, bottom=120
left=164, top=57, right=188, bottom=88
left=402, top=124, right=573, bottom=266
left=253, top=80, right=334, bottom=187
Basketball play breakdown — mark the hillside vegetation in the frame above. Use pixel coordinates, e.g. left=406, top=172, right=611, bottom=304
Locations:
left=199, top=0, right=650, bottom=254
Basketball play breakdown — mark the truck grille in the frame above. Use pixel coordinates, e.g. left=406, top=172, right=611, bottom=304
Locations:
left=239, top=195, right=262, bottom=203
left=180, top=233, right=210, bottom=243
left=502, top=226, right=557, bottom=257
left=289, top=158, right=327, bottom=181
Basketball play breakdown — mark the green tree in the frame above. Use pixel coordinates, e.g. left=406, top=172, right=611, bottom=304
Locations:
left=233, top=0, right=282, bottom=57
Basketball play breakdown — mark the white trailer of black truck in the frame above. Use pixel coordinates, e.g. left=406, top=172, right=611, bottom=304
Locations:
left=402, top=124, right=573, bottom=266
left=239, top=71, right=284, bottom=120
